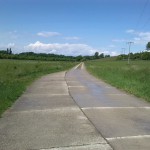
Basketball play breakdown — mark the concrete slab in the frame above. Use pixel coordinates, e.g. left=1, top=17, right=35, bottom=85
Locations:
left=25, top=84, right=68, bottom=95
left=67, top=81, right=84, bottom=87
left=66, top=67, right=150, bottom=108
left=82, top=108, right=150, bottom=138
left=0, top=71, right=111, bottom=150
left=69, top=92, right=105, bottom=108
left=31, top=81, right=67, bottom=88
left=0, top=107, right=106, bottom=150
left=108, top=137, right=150, bottom=150
left=66, top=63, right=150, bottom=150
left=8, top=95, right=76, bottom=112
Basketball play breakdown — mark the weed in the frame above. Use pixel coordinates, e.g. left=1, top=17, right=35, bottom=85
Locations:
left=85, top=60, right=150, bottom=102
left=0, top=59, right=77, bottom=116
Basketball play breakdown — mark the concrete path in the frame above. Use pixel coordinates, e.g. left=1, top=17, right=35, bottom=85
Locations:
left=0, top=71, right=112, bottom=150
left=65, top=63, right=150, bottom=150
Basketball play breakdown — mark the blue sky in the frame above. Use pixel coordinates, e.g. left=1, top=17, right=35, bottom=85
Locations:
left=0, top=0, right=150, bottom=56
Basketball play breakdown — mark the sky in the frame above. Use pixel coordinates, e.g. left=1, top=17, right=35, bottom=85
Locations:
left=0, top=0, right=150, bottom=56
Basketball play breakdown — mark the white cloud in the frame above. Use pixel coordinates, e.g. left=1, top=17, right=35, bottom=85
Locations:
left=25, top=41, right=96, bottom=56
left=100, top=50, right=118, bottom=56
left=127, top=29, right=150, bottom=45
left=126, top=29, right=135, bottom=33
left=25, top=41, right=117, bottom=56
left=112, top=29, right=150, bottom=47
left=8, top=31, right=19, bottom=39
left=64, top=36, right=80, bottom=40
left=112, top=39, right=126, bottom=43
left=138, top=32, right=150, bottom=41
left=9, top=30, right=17, bottom=34
left=108, top=44, right=116, bottom=48
left=8, top=43, right=15, bottom=48
left=37, top=32, right=61, bottom=37
left=0, top=43, right=15, bottom=49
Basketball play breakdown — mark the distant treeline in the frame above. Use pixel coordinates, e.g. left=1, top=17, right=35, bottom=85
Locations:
left=117, top=52, right=150, bottom=60
left=0, top=50, right=110, bottom=61
left=0, top=50, right=104, bottom=61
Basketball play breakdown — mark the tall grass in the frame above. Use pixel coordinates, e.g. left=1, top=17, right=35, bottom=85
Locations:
left=85, top=60, right=150, bottom=102
left=0, top=59, right=77, bottom=116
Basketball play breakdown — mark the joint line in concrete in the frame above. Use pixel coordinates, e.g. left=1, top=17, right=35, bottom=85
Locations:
left=106, top=135, right=150, bottom=141
left=82, top=107, right=150, bottom=110
left=39, top=143, right=112, bottom=150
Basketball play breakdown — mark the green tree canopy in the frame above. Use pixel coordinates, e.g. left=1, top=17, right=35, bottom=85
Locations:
left=146, top=42, right=150, bottom=50
left=94, top=52, right=99, bottom=59
left=99, top=53, right=104, bottom=58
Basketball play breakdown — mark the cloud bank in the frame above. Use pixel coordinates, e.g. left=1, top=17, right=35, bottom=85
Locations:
left=37, top=32, right=61, bottom=37
left=25, top=41, right=96, bottom=56
left=25, top=41, right=117, bottom=56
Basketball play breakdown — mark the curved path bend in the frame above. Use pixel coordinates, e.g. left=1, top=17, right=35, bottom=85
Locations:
left=0, top=63, right=150, bottom=150
left=0, top=69, right=112, bottom=150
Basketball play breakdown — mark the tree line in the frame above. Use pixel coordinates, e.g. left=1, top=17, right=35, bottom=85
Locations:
left=117, top=51, right=150, bottom=60
left=1, top=49, right=150, bottom=61
left=117, top=42, right=150, bottom=60
left=0, top=50, right=109, bottom=61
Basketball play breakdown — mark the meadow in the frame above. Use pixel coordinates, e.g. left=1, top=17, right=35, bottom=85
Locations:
left=0, top=59, right=77, bottom=116
left=85, top=60, right=150, bottom=102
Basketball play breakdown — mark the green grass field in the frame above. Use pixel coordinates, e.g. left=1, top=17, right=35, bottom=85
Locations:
left=0, top=59, right=77, bottom=116
left=85, top=60, right=150, bottom=102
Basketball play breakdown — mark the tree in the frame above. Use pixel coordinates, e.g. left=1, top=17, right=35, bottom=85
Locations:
left=76, top=55, right=83, bottom=61
left=9, top=48, right=12, bottom=54
left=99, top=53, right=104, bottom=58
left=146, top=42, right=150, bottom=50
left=94, top=52, right=99, bottom=59
left=7, top=48, right=9, bottom=54
left=6, top=48, right=12, bottom=54
left=105, top=55, right=110, bottom=58
left=141, top=52, right=150, bottom=60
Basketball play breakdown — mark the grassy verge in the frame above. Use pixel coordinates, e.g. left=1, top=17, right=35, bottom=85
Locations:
left=85, top=60, right=150, bottom=102
left=0, top=59, right=77, bottom=116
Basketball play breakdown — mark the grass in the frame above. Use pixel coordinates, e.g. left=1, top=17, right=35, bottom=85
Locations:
left=85, top=60, right=150, bottom=102
left=0, top=59, right=77, bottom=116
